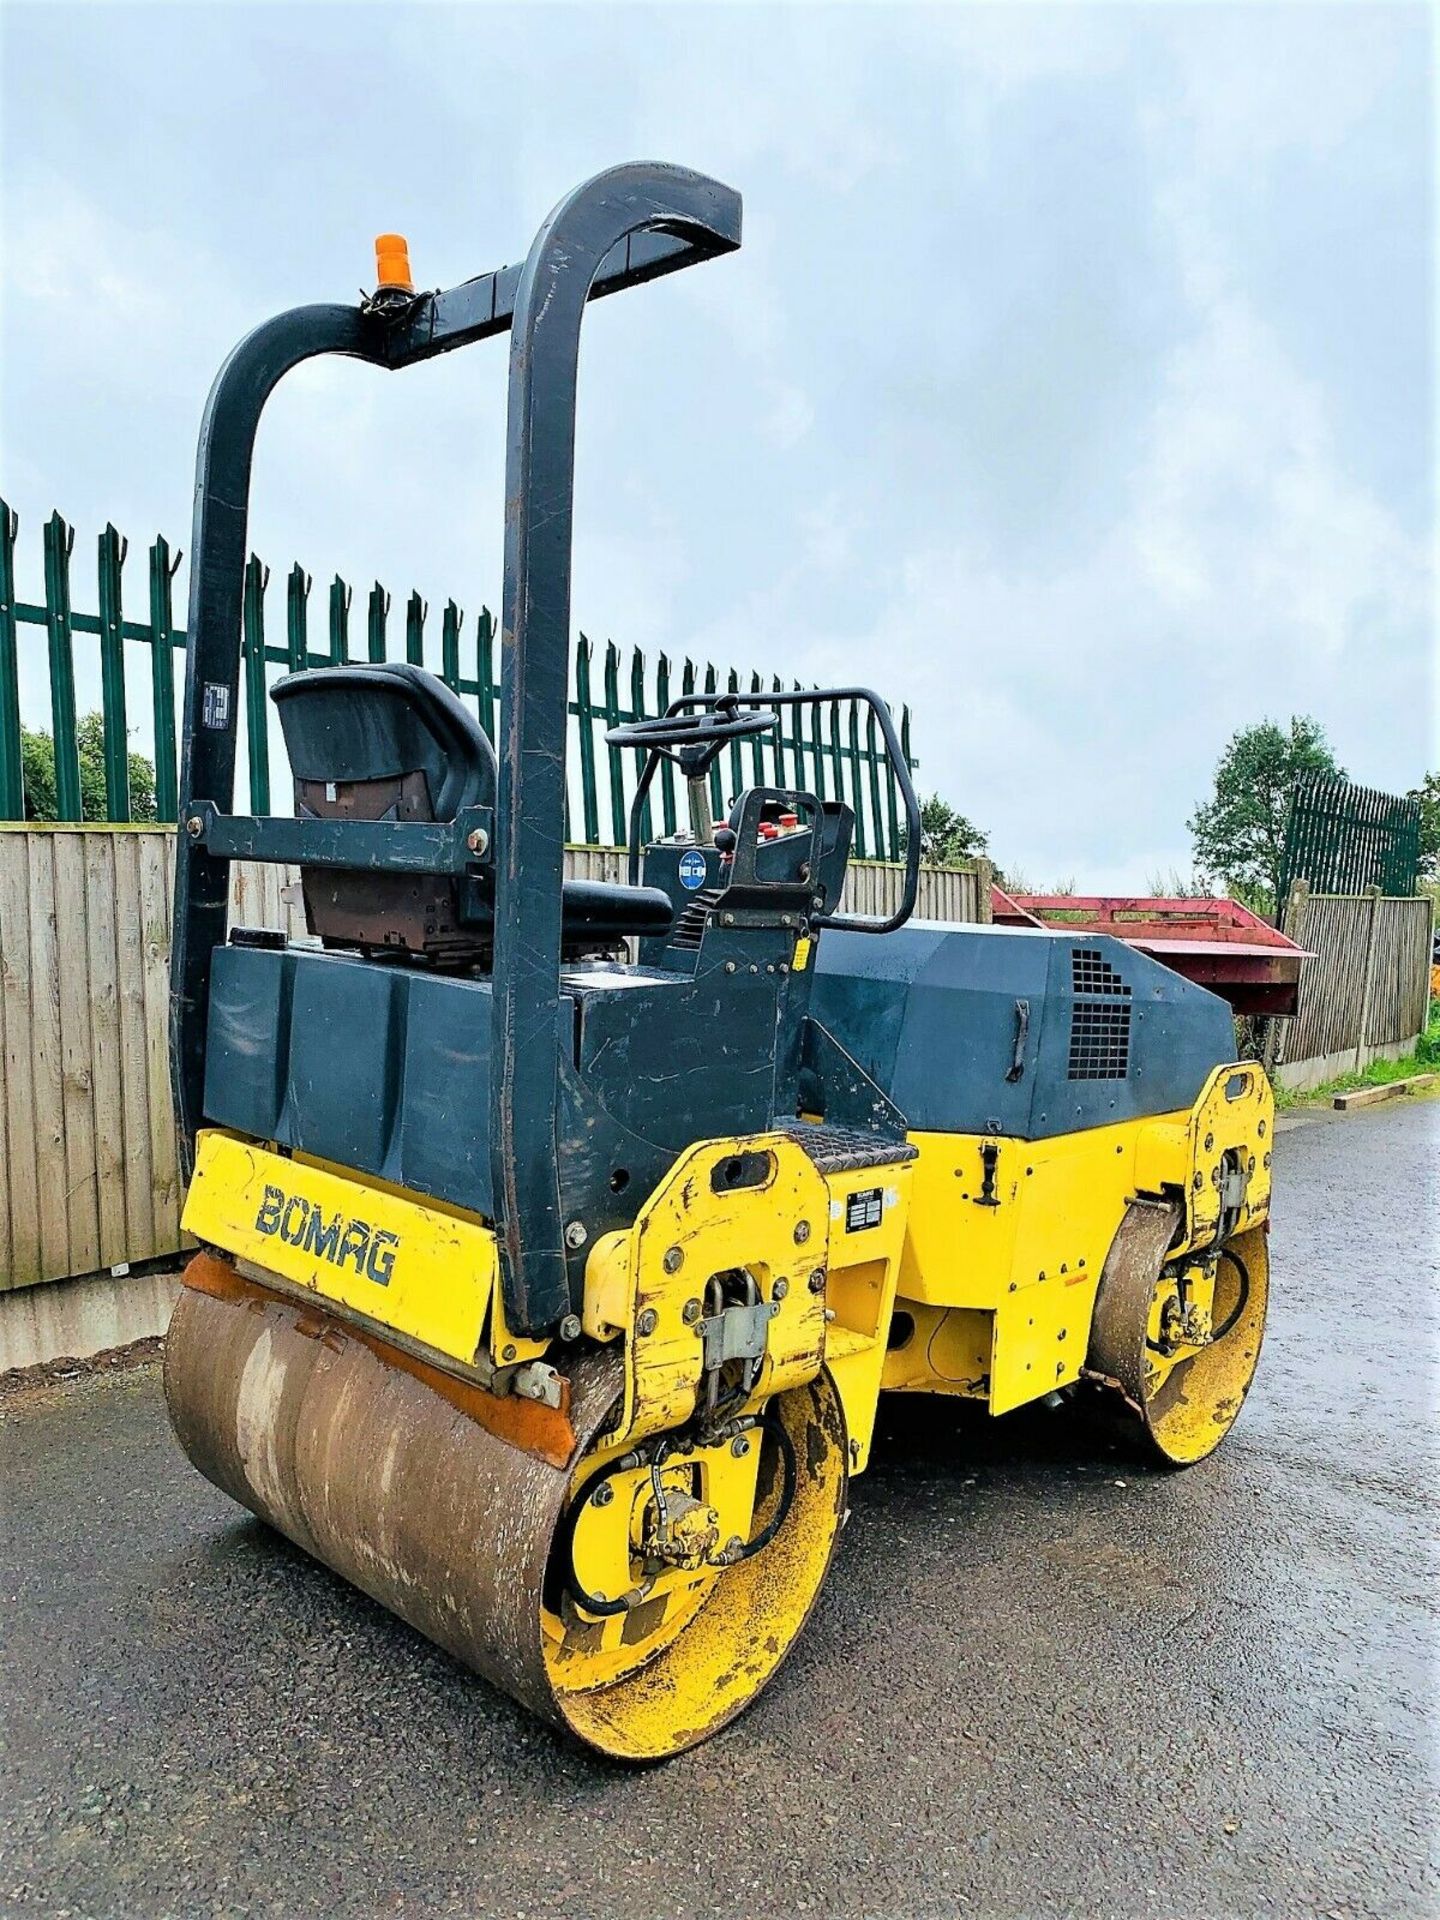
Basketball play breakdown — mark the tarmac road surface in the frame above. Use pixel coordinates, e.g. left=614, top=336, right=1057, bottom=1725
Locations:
left=1, top=1095, right=1435, bottom=1919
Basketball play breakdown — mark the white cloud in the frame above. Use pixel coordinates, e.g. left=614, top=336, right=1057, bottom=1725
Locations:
left=666, top=139, right=1431, bottom=884
left=1154, top=4, right=1411, bottom=175
left=1133, top=282, right=1427, bottom=668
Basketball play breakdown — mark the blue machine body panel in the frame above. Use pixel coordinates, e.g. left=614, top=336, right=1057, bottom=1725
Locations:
left=204, top=945, right=498, bottom=1213
left=201, top=940, right=793, bottom=1236
left=201, top=916, right=1238, bottom=1248
left=809, top=921, right=1235, bottom=1140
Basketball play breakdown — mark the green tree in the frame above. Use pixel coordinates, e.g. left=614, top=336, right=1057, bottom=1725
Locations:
left=20, top=712, right=158, bottom=822
left=900, top=793, right=989, bottom=867
left=1410, top=771, right=1439, bottom=883
left=1188, top=716, right=1342, bottom=914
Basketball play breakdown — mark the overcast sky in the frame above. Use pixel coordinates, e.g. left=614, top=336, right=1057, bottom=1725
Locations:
left=1, top=2, right=1432, bottom=885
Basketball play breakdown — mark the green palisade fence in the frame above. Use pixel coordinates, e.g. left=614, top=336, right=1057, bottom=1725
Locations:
left=0, top=501, right=917, bottom=855
left=1278, top=777, right=1422, bottom=904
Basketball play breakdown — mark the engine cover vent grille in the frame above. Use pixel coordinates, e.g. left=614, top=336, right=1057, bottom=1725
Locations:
left=1068, top=947, right=1132, bottom=1079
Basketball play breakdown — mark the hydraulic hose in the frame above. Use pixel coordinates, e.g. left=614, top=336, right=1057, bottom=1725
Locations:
left=1210, top=1247, right=1251, bottom=1344
left=558, top=1412, right=798, bottom=1613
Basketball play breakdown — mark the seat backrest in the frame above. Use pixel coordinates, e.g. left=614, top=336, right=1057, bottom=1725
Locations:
left=272, top=662, right=497, bottom=822
left=271, top=662, right=674, bottom=964
left=272, top=663, right=497, bottom=960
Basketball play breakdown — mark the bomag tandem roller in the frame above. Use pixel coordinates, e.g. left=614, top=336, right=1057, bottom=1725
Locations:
left=165, top=163, right=1272, bottom=1760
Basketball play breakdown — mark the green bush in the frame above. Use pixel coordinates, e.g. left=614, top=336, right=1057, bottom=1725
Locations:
left=20, top=713, right=157, bottom=821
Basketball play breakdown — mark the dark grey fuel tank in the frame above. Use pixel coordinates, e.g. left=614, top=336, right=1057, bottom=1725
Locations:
left=808, top=922, right=1236, bottom=1142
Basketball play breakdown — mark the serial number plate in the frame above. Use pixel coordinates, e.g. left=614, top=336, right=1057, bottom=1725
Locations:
left=845, top=1187, right=884, bottom=1232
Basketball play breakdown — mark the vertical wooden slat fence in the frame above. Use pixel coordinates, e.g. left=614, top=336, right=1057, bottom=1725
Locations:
left=0, top=500, right=919, bottom=860
left=0, top=825, right=987, bottom=1295
left=0, top=829, right=179, bottom=1289
left=1273, top=884, right=1433, bottom=1090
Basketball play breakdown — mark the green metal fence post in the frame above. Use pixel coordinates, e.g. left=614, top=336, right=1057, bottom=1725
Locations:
left=703, top=663, right=723, bottom=818
left=43, top=512, right=82, bottom=821
left=883, top=704, right=906, bottom=859
left=655, top=653, right=677, bottom=834
left=441, top=600, right=462, bottom=690
left=367, top=582, right=389, bottom=663
left=476, top=606, right=496, bottom=741
left=328, top=574, right=351, bottom=666
left=898, top=705, right=915, bottom=861
left=827, top=696, right=844, bottom=826
left=846, top=697, right=866, bottom=857
left=573, top=634, right=600, bottom=845
left=0, top=503, right=24, bottom=818
left=286, top=564, right=311, bottom=674
left=405, top=590, right=426, bottom=666
left=725, top=668, right=745, bottom=807
left=770, top=676, right=788, bottom=790
left=96, top=524, right=131, bottom=821
left=865, top=706, right=883, bottom=865
left=808, top=691, right=828, bottom=805
left=148, top=535, right=180, bottom=822
left=603, top=641, right=627, bottom=848
left=748, top=672, right=767, bottom=792
left=788, top=682, right=807, bottom=807
left=242, top=555, right=271, bottom=814
left=631, top=648, right=653, bottom=844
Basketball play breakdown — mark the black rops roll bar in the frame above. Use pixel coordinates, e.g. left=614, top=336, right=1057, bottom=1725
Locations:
left=624, top=687, right=923, bottom=933
left=170, top=162, right=742, bottom=1337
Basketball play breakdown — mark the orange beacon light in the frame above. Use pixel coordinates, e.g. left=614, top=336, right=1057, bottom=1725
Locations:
left=374, top=234, right=414, bottom=294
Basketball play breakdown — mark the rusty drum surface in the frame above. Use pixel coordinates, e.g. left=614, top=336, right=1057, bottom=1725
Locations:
left=163, top=1271, right=851, bottom=1760
left=163, top=1281, right=621, bottom=1736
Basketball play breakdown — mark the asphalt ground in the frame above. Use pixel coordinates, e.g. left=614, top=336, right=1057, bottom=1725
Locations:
left=1, top=1096, right=1435, bottom=1919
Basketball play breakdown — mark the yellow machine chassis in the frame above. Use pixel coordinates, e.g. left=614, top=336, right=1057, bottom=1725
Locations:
left=182, top=1057, right=1270, bottom=1468
left=884, top=1061, right=1271, bottom=1416
left=176, top=1060, right=1270, bottom=1756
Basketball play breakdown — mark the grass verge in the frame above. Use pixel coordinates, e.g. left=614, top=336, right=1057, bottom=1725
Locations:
left=1274, top=1000, right=1440, bottom=1110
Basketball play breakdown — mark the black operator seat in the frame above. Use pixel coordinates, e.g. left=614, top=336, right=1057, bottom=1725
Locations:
left=271, top=662, right=674, bottom=960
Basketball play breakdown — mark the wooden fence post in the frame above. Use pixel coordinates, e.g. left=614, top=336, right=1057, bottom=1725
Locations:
left=975, top=857, right=995, bottom=925
left=1353, top=884, right=1384, bottom=1075
left=1264, top=878, right=1309, bottom=1074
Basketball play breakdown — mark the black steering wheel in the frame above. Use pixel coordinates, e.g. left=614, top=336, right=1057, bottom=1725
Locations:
left=606, top=700, right=778, bottom=777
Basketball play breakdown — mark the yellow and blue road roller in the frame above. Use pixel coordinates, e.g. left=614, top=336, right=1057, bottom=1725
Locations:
left=164, top=163, right=1272, bottom=1760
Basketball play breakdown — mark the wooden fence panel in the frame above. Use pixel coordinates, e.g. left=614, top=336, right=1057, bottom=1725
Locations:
left=138, top=831, right=181, bottom=1258
left=1276, top=888, right=1433, bottom=1090
left=0, top=835, right=40, bottom=1285
left=114, top=830, right=156, bottom=1261
left=27, top=836, right=69, bottom=1281
left=54, top=832, right=103, bottom=1276
left=1, top=827, right=988, bottom=1293
left=84, top=833, right=128, bottom=1269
